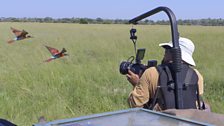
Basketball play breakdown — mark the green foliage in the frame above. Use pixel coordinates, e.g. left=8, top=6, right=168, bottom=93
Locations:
left=0, top=23, right=223, bottom=125
left=79, top=18, right=88, bottom=24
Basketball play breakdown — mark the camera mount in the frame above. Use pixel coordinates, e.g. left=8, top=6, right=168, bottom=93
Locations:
left=129, top=6, right=183, bottom=109
left=130, top=28, right=138, bottom=55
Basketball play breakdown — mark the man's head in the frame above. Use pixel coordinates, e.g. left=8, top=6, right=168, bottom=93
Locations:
left=159, top=37, right=196, bottom=66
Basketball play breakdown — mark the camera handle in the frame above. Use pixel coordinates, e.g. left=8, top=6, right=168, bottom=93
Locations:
left=130, top=28, right=137, bottom=55
left=127, top=56, right=135, bottom=63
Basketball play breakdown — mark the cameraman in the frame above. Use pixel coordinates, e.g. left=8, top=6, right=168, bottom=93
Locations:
left=127, top=37, right=204, bottom=111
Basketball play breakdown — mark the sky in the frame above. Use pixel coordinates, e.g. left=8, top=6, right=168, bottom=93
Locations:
left=0, top=0, right=224, bottom=20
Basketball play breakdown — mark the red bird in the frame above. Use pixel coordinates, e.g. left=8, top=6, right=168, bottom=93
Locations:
left=44, top=45, right=68, bottom=62
left=7, top=27, right=33, bottom=44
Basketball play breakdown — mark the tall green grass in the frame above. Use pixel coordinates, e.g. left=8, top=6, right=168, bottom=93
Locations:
left=0, top=23, right=223, bottom=125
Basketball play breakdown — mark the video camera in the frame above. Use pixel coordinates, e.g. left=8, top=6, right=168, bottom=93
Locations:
left=119, top=28, right=157, bottom=76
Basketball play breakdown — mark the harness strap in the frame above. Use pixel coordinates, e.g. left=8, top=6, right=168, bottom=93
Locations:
left=164, top=66, right=175, bottom=90
left=164, top=66, right=173, bottom=82
left=146, top=65, right=163, bottom=110
left=148, top=65, right=174, bottom=110
left=184, top=68, right=205, bottom=110
left=197, top=86, right=206, bottom=110
left=184, top=68, right=194, bottom=87
left=148, top=86, right=160, bottom=110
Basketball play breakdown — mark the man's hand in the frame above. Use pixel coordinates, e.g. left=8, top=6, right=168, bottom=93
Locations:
left=126, top=70, right=139, bottom=86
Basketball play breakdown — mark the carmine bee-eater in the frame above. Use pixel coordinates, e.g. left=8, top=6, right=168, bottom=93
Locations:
left=44, top=45, right=68, bottom=62
left=7, top=27, right=33, bottom=44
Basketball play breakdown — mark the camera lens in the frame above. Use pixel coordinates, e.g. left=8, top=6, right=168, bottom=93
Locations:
left=119, top=61, right=131, bottom=75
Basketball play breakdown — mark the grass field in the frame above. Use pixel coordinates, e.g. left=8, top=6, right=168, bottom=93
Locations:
left=0, top=22, right=224, bottom=125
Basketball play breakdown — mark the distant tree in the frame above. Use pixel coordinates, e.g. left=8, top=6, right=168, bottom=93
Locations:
left=79, top=18, right=88, bottom=24
left=178, top=19, right=183, bottom=25
left=44, top=17, right=53, bottom=23
left=96, top=18, right=103, bottom=23
left=144, top=19, right=149, bottom=24
left=8, top=17, right=20, bottom=22
left=86, top=18, right=94, bottom=24
left=102, top=19, right=113, bottom=24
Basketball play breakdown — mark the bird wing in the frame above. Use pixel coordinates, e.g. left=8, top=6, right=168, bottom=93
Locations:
left=45, top=46, right=60, bottom=56
left=54, top=48, right=67, bottom=58
left=11, top=27, right=23, bottom=37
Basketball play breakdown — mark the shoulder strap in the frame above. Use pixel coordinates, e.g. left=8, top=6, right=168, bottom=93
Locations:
left=157, top=65, right=174, bottom=84
left=145, top=65, right=163, bottom=110
left=164, top=66, right=175, bottom=90
left=184, top=67, right=194, bottom=86
left=184, top=67, right=205, bottom=110
left=147, top=65, right=174, bottom=110
left=156, top=65, right=163, bottom=75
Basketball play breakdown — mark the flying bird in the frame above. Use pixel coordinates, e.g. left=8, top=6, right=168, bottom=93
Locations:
left=44, top=45, right=68, bottom=62
left=7, top=27, right=33, bottom=44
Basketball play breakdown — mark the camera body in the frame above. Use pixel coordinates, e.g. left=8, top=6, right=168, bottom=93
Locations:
left=119, top=28, right=157, bottom=76
left=119, top=48, right=157, bottom=76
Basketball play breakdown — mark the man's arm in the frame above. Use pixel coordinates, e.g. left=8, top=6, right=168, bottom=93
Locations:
left=194, top=69, right=204, bottom=95
left=127, top=67, right=159, bottom=108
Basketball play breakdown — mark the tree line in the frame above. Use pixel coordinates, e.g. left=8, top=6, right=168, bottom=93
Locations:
left=1, top=17, right=224, bottom=26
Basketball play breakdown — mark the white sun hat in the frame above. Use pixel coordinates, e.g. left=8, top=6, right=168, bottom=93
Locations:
left=159, top=37, right=196, bottom=66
